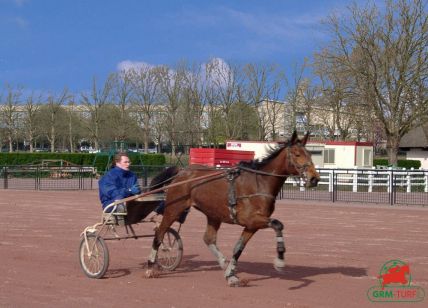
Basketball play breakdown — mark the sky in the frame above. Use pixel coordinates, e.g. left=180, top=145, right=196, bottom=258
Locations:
left=0, top=0, right=363, bottom=95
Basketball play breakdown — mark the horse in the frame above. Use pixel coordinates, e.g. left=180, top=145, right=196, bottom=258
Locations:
left=146, top=131, right=320, bottom=286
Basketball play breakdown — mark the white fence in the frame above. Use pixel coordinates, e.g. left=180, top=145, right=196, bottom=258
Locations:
left=281, top=168, right=428, bottom=205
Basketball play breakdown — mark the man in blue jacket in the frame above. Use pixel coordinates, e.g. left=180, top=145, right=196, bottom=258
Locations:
left=99, top=152, right=141, bottom=214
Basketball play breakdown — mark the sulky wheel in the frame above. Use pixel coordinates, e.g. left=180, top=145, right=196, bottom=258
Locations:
left=79, top=233, right=109, bottom=279
left=157, top=228, right=183, bottom=271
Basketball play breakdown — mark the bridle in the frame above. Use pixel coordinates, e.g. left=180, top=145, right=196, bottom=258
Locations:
left=286, top=146, right=313, bottom=180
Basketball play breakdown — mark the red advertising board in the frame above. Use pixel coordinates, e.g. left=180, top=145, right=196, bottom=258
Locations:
left=189, top=148, right=255, bottom=167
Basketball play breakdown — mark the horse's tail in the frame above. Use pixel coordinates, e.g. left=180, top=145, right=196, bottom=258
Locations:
left=149, top=166, right=180, bottom=191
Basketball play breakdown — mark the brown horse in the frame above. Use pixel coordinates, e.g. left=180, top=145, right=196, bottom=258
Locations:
left=146, top=131, right=320, bottom=286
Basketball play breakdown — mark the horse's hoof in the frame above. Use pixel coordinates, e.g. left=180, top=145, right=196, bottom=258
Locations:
left=145, top=269, right=160, bottom=278
left=273, top=257, right=285, bottom=272
left=227, top=275, right=240, bottom=287
left=226, top=276, right=249, bottom=287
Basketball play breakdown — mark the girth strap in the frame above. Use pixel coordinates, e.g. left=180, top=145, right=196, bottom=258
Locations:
left=227, top=169, right=240, bottom=223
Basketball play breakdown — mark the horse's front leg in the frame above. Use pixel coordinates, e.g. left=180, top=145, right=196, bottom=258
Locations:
left=225, top=228, right=255, bottom=287
left=145, top=211, right=178, bottom=278
left=268, top=218, right=286, bottom=271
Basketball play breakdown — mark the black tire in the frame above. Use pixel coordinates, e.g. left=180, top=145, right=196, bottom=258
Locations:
left=157, top=228, right=183, bottom=271
left=79, top=233, right=109, bottom=279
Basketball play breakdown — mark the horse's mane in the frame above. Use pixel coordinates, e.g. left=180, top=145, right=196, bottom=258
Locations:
left=238, top=143, right=287, bottom=170
left=149, top=166, right=179, bottom=190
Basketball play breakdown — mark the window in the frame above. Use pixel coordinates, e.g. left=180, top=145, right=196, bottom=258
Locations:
left=364, top=149, right=372, bottom=166
left=324, top=149, right=335, bottom=164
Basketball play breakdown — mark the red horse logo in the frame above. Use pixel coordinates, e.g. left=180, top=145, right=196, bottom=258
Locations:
left=379, top=264, right=410, bottom=289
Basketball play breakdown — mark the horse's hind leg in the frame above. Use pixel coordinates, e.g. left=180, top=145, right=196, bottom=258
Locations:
left=203, top=218, right=227, bottom=269
left=268, top=218, right=286, bottom=271
left=224, top=228, right=255, bottom=287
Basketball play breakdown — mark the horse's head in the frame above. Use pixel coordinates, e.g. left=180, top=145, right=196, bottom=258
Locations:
left=286, top=131, right=320, bottom=187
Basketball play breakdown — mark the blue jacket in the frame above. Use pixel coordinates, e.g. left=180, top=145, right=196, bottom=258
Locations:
left=99, top=167, right=138, bottom=208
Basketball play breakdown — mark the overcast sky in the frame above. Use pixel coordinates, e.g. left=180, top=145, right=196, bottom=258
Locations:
left=0, top=0, right=367, bottom=94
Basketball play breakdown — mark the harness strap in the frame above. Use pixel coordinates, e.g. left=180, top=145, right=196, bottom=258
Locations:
left=227, top=169, right=240, bottom=223
left=237, top=165, right=289, bottom=177
left=237, top=193, right=276, bottom=200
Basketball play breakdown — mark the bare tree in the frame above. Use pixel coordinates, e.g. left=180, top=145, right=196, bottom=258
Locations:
left=179, top=62, right=205, bottom=150
left=323, top=0, right=428, bottom=163
left=111, top=71, right=134, bottom=143
left=207, top=59, right=244, bottom=140
left=0, top=85, right=22, bottom=152
left=45, top=89, right=70, bottom=152
left=80, top=76, right=114, bottom=150
left=130, top=65, right=161, bottom=151
left=243, top=63, right=285, bottom=140
left=158, top=63, right=187, bottom=155
left=22, top=92, right=41, bottom=152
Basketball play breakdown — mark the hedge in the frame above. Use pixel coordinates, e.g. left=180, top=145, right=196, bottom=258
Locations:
left=0, top=152, right=166, bottom=172
left=373, top=158, right=421, bottom=169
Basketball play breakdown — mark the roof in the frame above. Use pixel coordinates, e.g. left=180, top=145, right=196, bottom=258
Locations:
left=400, top=124, right=428, bottom=148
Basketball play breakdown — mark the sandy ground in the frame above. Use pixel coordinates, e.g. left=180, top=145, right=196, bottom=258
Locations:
left=0, top=190, right=427, bottom=307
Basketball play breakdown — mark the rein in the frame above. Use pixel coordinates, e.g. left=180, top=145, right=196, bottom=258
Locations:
left=237, top=165, right=289, bottom=177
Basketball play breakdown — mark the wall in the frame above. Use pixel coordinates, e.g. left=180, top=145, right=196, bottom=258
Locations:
left=324, top=144, right=355, bottom=168
left=406, top=149, right=428, bottom=170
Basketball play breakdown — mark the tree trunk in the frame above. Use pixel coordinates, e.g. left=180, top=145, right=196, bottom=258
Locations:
left=386, top=134, right=400, bottom=165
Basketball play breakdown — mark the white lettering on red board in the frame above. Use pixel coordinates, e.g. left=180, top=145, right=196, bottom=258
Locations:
left=227, top=142, right=241, bottom=148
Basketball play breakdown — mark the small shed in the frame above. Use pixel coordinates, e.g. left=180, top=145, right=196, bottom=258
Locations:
left=399, top=124, right=428, bottom=170
left=319, top=141, right=373, bottom=168
left=226, top=140, right=373, bottom=168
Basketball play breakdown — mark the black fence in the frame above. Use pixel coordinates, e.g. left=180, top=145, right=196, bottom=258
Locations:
left=2, top=165, right=427, bottom=206
left=279, top=168, right=428, bottom=206
left=0, top=165, right=167, bottom=191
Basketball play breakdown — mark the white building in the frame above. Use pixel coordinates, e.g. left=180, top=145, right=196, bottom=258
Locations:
left=226, top=140, right=374, bottom=168
left=400, top=124, right=428, bottom=170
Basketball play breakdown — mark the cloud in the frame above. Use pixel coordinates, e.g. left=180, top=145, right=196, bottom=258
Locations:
left=116, top=60, right=155, bottom=72
left=13, top=0, right=28, bottom=7
left=12, top=16, right=28, bottom=28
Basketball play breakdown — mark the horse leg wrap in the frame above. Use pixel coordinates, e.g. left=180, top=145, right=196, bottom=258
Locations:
left=224, top=259, right=237, bottom=278
left=232, top=237, right=245, bottom=260
left=269, top=219, right=284, bottom=231
left=270, top=219, right=286, bottom=261
left=208, top=244, right=227, bottom=269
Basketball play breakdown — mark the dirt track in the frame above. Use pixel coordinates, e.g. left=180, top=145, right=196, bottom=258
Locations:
left=1, top=190, right=427, bottom=307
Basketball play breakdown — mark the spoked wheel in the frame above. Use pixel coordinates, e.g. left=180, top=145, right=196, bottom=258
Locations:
left=79, top=233, right=109, bottom=279
left=157, top=228, right=183, bottom=271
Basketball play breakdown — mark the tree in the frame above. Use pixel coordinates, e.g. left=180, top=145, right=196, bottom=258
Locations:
left=130, top=65, right=161, bottom=151
left=0, top=85, right=22, bottom=152
left=43, top=89, right=70, bottom=152
left=243, top=63, right=285, bottom=140
left=80, top=76, right=114, bottom=150
left=22, top=92, right=41, bottom=152
left=323, top=0, right=428, bottom=163
left=158, top=63, right=187, bottom=155
left=111, top=71, right=134, bottom=142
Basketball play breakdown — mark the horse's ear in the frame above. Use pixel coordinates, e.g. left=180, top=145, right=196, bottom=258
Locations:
left=302, top=131, right=310, bottom=146
left=290, top=130, right=298, bottom=144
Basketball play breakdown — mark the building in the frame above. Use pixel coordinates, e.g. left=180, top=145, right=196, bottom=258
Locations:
left=226, top=140, right=374, bottom=168
left=399, top=124, right=428, bottom=170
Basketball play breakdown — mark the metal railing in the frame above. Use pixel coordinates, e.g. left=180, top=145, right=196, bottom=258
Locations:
left=0, top=165, right=168, bottom=191
left=279, top=168, right=428, bottom=206
left=2, top=165, right=427, bottom=206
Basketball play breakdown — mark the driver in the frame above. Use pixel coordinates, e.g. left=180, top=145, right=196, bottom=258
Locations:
left=98, top=152, right=141, bottom=215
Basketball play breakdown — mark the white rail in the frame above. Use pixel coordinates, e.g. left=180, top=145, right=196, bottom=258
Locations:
left=284, top=168, right=428, bottom=193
